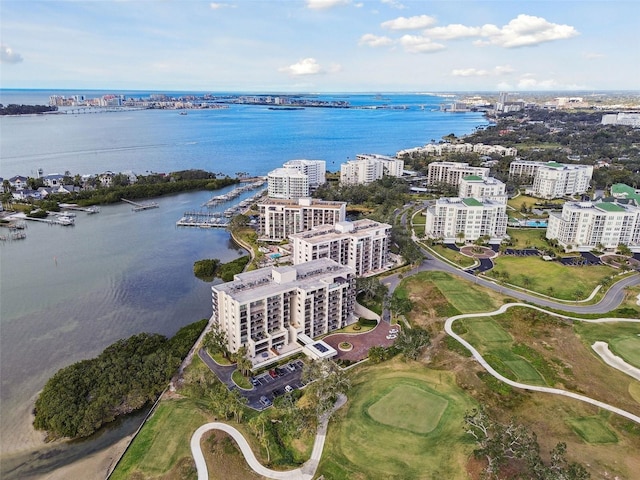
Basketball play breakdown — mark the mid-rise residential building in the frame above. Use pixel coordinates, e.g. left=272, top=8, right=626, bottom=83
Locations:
left=398, top=143, right=517, bottom=158
left=426, top=162, right=490, bottom=187
left=290, top=220, right=392, bottom=276
left=340, top=154, right=404, bottom=185
left=546, top=200, right=640, bottom=251
left=258, top=197, right=346, bottom=241
left=424, top=197, right=508, bottom=243
left=211, top=258, right=356, bottom=357
left=509, top=161, right=593, bottom=199
left=282, top=159, right=326, bottom=188
left=458, top=176, right=507, bottom=203
left=267, top=168, right=310, bottom=199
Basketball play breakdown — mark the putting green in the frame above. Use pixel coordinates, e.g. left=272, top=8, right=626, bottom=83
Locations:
left=367, top=384, right=448, bottom=434
left=567, top=416, right=618, bottom=444
left=610, top=337, right=640, bottom=368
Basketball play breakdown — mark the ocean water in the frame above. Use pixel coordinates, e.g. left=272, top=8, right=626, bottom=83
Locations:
left=0, top=90, right=489, bottom=478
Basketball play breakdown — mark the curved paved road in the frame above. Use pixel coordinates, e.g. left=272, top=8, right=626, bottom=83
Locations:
left=445, top=303, right=640, bottom=425
left=191, top=395, right=347, bottom=480
left=383, top=249, right=640, bottom=314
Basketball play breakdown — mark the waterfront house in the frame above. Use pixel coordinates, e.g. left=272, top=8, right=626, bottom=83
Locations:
left=9, top=175, right=28, bottom=190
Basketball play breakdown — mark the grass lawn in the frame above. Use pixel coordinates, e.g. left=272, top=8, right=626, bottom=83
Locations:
left=429, top=244, right=477, bottom=268
left=488, top=256, right=615, bottom=300
left=232, top=369, right=252, bottom=389
left=459, top=317, right=547, bottom=385
left=566, top=416, right=619, bottom=444
left=609, top=337, right=640, bottom=369
left=427, top=271, right=497, bottom=313
left=110, top=398, right=210, bottom=480
left=507, top=194, right=540, bottom=212
left=505, top=228, right=549, bottom=249
left=317, top=359, right=477, bottom=479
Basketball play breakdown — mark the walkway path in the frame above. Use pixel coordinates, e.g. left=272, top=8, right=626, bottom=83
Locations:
left=190, top=394, right=347, bottom=480
left=444, top=303, right=640, bottom=426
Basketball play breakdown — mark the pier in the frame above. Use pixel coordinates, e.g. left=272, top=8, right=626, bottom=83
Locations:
left=177, top=211, right=229, bottom=228
left=59, top=203, right=101, bottom=214
left=121, top=198, right=160, bottom=211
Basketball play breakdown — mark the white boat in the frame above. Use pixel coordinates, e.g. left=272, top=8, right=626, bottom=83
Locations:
left=57, top=215, right=75, bottom=226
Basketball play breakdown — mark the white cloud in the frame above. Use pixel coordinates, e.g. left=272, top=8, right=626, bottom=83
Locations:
left=451, top=68, right=489, bottom=77
left=451, top=65, right=513, bottom=77
left=381, top=0, right=406, bottom=9
left=583, top=52, right=605, bottom=59
left=279, top=58, right=324, bottom=76
left=479, top=14, right=579, bottom=48
left=424, top=24, right=482, bottom=40
left=359, top=33, right=394, bottom=47
left=209, top=2, right=235, bottom=9
left=399, top=35, right=445, bottom=54
left=306, top=0, right=350, bottom=10
left=499, top=75, right=588, bottom=91
left=382, top=15, right=436, bottom=30
left=0, top=45, right=23, bottom=64
left=425, top=14, right=578, bottom=48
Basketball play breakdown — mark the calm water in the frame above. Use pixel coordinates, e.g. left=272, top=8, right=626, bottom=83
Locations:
left=0, top=90, right=489, bottom=478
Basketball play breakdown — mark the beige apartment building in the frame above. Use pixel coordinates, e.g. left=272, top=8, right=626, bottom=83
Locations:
left=258, top=197, right=346, bottom=241
left=289, top=219, right=392, bottom=276
left=211, top=258, right=356, bottom=357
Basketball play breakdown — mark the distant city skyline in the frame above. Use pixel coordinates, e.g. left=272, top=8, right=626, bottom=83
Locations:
left=1, top=0, right=639, bottom=92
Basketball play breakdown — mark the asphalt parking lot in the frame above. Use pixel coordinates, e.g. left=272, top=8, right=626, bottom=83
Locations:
left=199, top=348, right=308, bottom=411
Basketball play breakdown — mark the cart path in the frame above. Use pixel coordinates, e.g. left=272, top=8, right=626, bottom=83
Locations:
left=190, top=394, right=347, bottom=480
left=444, top=303, right=640, bottom=425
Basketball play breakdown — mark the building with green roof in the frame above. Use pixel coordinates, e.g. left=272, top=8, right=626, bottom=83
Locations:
left=546, top=200, right=640, bottom=251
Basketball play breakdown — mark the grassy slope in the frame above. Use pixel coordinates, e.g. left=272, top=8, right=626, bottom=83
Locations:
left=317, top=359, right=477, bottom=480
left=489, top=256, right=614, bottom=299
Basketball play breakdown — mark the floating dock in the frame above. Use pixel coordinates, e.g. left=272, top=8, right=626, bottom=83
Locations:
left=177, top=211, right=229, bottom=228
left=121, top=198, right=159, bottom=211
left=203, top=180, right=265, bottom=207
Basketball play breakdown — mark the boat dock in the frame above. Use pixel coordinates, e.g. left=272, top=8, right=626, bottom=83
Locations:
left=58, top=203, right=101, bottom=214
left=176, top=211, right=229, bottom=228
left=121, top=198, right=160, bottom=211
left=203, top=180, right=266, bottom=207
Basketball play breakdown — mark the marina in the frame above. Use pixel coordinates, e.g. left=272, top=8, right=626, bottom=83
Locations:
left=202, top=180, right=266, bottom=207
left=176, top=211, right=229, bottom=228
left=59, top=203, right=101, bottom=214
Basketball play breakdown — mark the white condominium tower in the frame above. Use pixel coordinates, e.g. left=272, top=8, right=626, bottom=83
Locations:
left=340, top=154, right=404, bottom=185
left=509, top=161, right=593, bottom=199
left=458, top=176, right=507, bottom=203
left=258, top=197, right=346, bottom=241
left=267, top=168, right=310, bottom=199
left=546, top=200, right=640, bottom=250
left=290, top=220, right=392, bottom=276
left=424, top=197, right=508, bottom=243
left=426, top=162, right=490, bottom=186
left=282, top=159, right=326, bottom=188
left=211, top=258, right=356, bottom=357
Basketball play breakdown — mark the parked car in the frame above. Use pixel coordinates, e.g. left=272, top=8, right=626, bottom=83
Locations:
left=285, top=385, right=294, bottom=393
left=250, top=377, right=260, bottom=386
left=269, top=369, right=277, bottom=378
left=389, top=328, right=398, bottom=334
left=287, top=363, right=296, bottom=372
left=386, top=334, right=397, bottom=340
left=260, top=395, right=272, bottom=407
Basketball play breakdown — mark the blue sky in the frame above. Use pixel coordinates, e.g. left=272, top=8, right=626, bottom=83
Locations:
left=1, top=0, right=638, bottom=92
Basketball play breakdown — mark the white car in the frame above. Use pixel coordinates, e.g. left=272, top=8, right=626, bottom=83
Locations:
left=389, top=328, right=398, bottom=334
left=386, top=334, right=397, bottom=340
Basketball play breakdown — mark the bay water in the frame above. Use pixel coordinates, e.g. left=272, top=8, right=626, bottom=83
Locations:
left=0, top=90, right=488, bottom=478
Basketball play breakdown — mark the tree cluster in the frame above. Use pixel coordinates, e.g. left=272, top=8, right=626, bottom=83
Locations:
left=464, top=408, right=590, bottom=480
left=33, top=319, right=207, bottom=439
left=301, top=359, right=351, bottom=419
left=193, top=256, right=250, bottom=282
left=0, top=104, right=58, bottom=115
